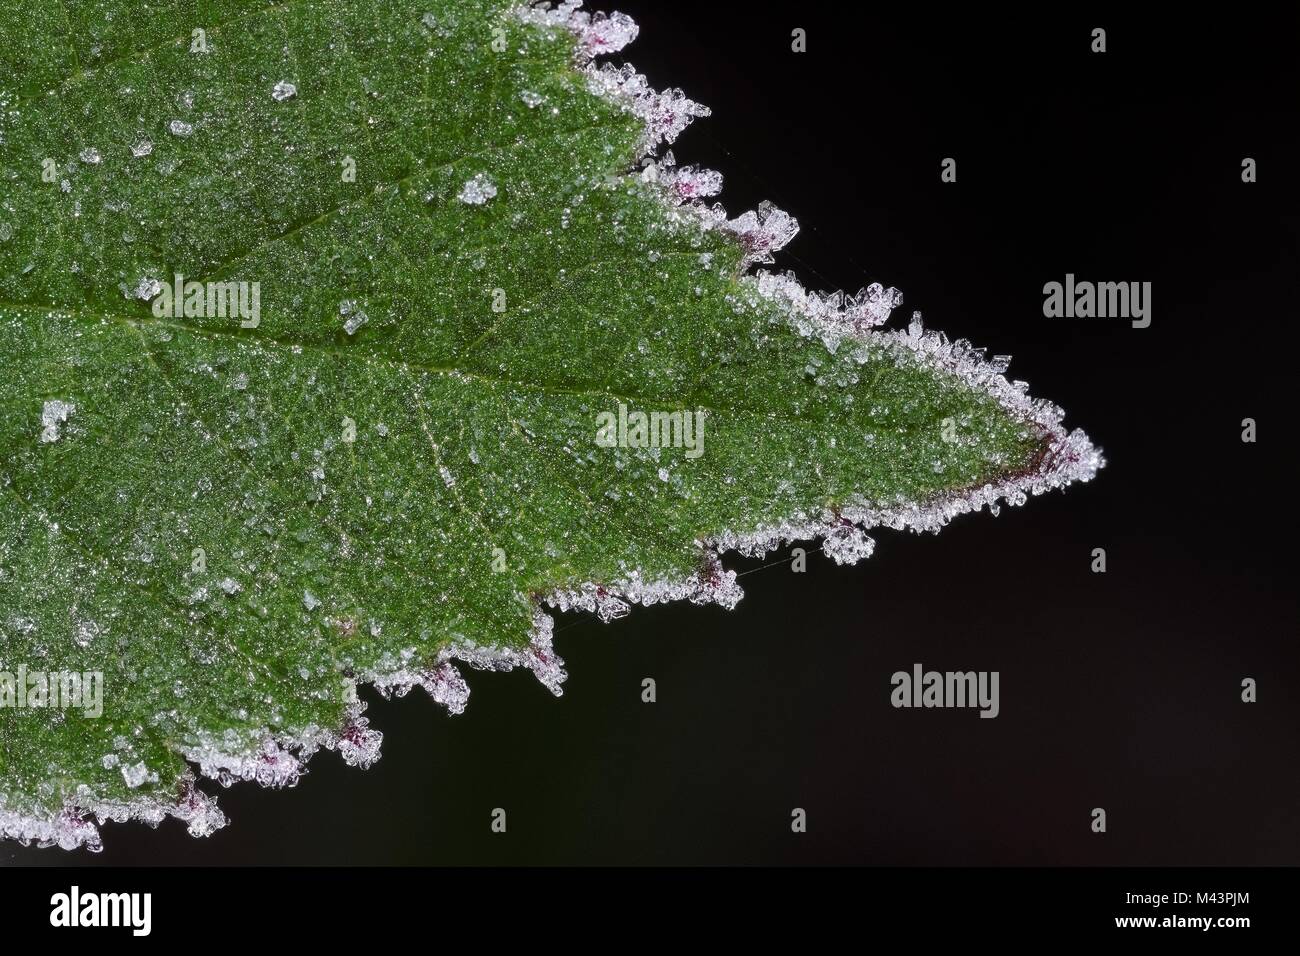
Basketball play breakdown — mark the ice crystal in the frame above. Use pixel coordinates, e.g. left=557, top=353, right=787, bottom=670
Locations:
left=39, top=399, right=74, bottom=443
left=73, top=616, right=101, bottom=648
left=519, top=3, right=638, bottom=62
left=659, top=160, right=724, bottom=202
left=120, top=762, right=158, bottom=789
left=129, top=276, right=162, bottom=301
left=823, top=524, right=877, bottom=565
left=458, top=172, right=498, bottom=205
left=168, top=119, right=194, bottom=137
left=725, top=201, right=800, bottom=266
left=339, top=299, right=368, bottom=335
left=584, top=62, right=711, bottom=149
left=755, top=272, right=903, bottom=349
left=373, top=661, right=470, bottom=714
left=271, top=80, right=297, bottom=101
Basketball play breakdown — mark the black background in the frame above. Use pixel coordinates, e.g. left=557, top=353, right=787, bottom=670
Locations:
left=6, top=1, right=1297, bottom=866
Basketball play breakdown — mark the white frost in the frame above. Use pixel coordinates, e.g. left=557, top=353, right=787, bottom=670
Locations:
left=120, top=762, right=158, bottom=789
left=458, top=172, right=498, bottom=205
left=39, top=400, right=74, bottom=443
left=339, top=299, right=368, bottom=335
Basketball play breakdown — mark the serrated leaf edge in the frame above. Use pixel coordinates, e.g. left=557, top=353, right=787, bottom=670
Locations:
left=0, top=0, right=1102, bottom=851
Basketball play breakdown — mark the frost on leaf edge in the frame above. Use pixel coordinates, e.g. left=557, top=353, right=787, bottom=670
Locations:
left=521, top=1, right=1102, bottom=623
left=1, top=0, right=1102, bottom=852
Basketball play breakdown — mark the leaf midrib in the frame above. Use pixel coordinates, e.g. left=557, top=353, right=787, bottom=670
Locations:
left=0, top=300, right=936, bottom=430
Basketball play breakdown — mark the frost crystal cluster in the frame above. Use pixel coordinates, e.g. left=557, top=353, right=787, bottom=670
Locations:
left=457, top=172, right=499, bottom=205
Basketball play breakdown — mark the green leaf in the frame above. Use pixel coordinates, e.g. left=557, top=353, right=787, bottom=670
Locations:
left=0, top=0, right=1101, bottom=850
